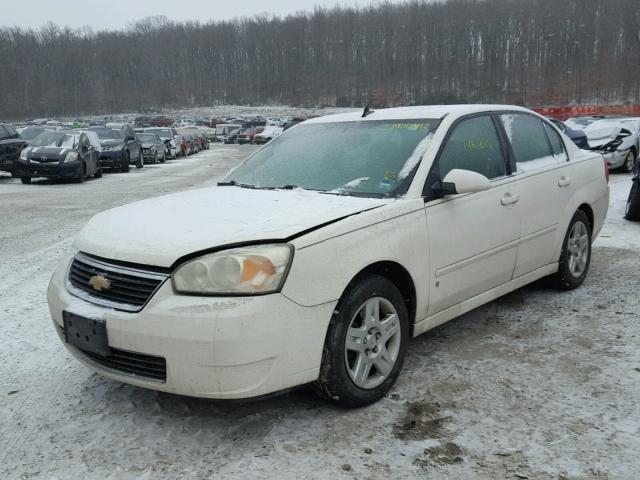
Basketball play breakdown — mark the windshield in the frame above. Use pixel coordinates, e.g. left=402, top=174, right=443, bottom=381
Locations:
left=30, top=132, right=77, bottom=148
left=21, top=127, right=46, bottom=140
left=138, top=133, right=156, bottom=142
left=91, top=128, right=124, bottom=140
left=225, top=119, right=440, bottom=196
left=147, top=129, right=171, bottom=137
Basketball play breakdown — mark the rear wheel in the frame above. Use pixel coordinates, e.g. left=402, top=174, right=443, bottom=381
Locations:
left=20, top=176, right=31, bottom=184
left=315, top=275, right=409, bottom=407
left=94, top=165, right=103, bottom=178
left=549, top=210, right=591, bottom=290
left=625, top=177, right=640, bottom=221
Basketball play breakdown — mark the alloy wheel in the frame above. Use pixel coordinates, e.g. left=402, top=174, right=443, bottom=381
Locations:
left=344, top=297, right=401, bottom=389
left=567, top=221, right=589, bottom=278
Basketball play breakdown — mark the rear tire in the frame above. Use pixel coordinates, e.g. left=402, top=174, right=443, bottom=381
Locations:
left=549, top=210, right=591, bottom=290
left=20, top=176, right=31, bottom=184
left=315, top=275, right=409, bottom=407
left=94, top=165, right=103, bottom=178
left=625, top=177, right=640, bottom=221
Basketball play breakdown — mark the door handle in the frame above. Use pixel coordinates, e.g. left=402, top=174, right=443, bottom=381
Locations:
left=501, top=193, right=519, bottom=206
left=558, top=176, right=572, bottom=187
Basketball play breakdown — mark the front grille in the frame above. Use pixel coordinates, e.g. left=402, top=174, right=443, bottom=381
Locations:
left=68, top=253, right=169, bottom=312
left=78, top=346, right=167, bottom=382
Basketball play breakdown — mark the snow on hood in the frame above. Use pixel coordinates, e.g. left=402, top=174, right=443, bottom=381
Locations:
left=585, top=121, right=623, bottom=149
left=74, top=187, right=391, bottom=267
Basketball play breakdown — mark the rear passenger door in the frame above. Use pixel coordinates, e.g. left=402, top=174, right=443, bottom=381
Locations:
left=498, top=113, right=569, bottom=277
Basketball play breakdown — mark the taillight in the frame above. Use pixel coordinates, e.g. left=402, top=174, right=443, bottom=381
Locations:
left=603, top=156, right=609, bottom=183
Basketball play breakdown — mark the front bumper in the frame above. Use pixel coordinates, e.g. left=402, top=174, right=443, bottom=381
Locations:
left=602, top=149, right=630, bottom=169
left=16, top=159, right=82, bottom=179
left=142, top=149, right=157, bottom=160
left=47, top=255, right=335, bottom=399
left=100, top=150, right=126, bottom=167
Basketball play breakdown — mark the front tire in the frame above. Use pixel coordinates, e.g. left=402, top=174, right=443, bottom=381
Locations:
left=136, top=151, right=144, bottom=168
left=121, top=153, right=130, bottom=172
left=620, top=150, right=636, bottom=174
left=316, top=275, right=409, bottom=407
left=625, top=177, right=640, bottom=221
left=20, top=176, right=31, bottom=184
left=549, top=210, right=591, bottom=290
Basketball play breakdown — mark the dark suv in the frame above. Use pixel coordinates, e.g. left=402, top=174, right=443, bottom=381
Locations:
left=0, top=123, right=27, bottom=175
left=89, top=125, right=143, bottom=171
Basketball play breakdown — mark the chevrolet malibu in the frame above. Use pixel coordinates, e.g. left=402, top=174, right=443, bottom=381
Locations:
left=48, top=105, right=609, bottom=406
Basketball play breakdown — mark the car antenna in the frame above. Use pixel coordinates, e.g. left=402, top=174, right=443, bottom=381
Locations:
left=362, top=105, right=375, bottom=118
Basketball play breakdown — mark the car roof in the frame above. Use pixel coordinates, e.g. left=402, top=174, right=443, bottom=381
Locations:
left=304, top=104, right=533, bottom=124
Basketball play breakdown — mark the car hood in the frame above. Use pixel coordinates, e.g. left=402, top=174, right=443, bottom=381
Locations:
left=100, top=139, right=124, bottom=147
left=25, top=146, right=72, bottom=159
left=585, top=121, right=625, bottom=149
left=74, top=187, right=391, bottom=267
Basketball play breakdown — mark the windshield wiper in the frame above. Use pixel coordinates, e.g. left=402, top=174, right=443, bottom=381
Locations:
left=217, top=180, right=262, bottom=189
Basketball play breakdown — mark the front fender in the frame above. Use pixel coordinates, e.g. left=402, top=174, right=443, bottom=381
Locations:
left=283, top=199, right=429, bottom=321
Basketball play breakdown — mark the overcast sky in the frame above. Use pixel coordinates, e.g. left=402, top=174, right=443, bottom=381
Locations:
left=3, top=0, right=378, bottom=30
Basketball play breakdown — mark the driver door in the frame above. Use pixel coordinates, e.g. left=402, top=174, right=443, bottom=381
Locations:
left=424, top=114, right=521, bottom=316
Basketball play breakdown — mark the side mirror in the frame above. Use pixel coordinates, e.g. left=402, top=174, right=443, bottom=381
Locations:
left=439, top=169, right=491, bottom=196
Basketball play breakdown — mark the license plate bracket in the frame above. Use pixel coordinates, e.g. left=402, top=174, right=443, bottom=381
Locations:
left=63, top=311, right=110, bottom=357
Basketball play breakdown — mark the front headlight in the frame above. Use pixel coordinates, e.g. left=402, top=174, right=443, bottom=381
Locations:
left=64, top=152, right=78, bottom=162
left=172, top=244, right=293, bottom=295
left=19, top=149, right=27, bottom=160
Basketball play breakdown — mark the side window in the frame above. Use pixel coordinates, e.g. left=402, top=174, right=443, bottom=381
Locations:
left=0, top=126, right=8, bottom=139
left=5, top=126, right=17, bottom=137
left=437, top=116, right=506, bottom=180
left=500, top=113, right=557, bottom=173
left=543, top=123, right=568, bottom=162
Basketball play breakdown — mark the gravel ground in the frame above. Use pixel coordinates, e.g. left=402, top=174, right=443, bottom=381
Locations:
left=1, top=147, right=638, bottom=480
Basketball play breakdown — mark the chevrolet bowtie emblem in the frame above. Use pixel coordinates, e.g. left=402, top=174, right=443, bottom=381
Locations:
left=88, top=275, right=111, bottom=291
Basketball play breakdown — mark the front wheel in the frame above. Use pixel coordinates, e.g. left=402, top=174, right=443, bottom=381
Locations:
left=620, top=150, right=636, bottom=174
left=316, top=275, right=409, bottom=407
left=549, top=210, right=591, bottom=290
left=20, top=176, right=31, bottom=184
left=625, top=177, right=640, bottom=221
left=136, top=151, right=144, bottom=168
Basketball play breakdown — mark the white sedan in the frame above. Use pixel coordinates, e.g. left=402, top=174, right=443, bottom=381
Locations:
left=47, top=105, right=609, bottom=406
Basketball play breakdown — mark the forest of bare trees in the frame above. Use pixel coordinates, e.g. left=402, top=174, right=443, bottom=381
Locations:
left=0, top=0, right=639, bottom=119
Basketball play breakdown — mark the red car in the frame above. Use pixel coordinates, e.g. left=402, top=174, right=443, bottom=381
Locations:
left=237, top=127, right=265, bottom=144
left=151, top=116, right=174, bottom=127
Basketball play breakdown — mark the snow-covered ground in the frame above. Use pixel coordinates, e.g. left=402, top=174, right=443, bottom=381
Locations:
left=1, top=148, right=639, bottom=479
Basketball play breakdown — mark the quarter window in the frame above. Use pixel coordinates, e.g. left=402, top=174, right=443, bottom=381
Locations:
left=500, top=113, right=558, bottom=172
left=436, top=116, right=506, bottom=180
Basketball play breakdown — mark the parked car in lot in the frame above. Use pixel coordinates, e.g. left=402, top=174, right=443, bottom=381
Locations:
left=547, top=117, right=589, bottom=149
left=142, top=127, right=179, bottom=158
left=16, top=130, right=101, bottom=183
left=253, top=126, right=284, bottom=144
left=150, top=116, right=174, bottom=127
left=625, top=162, right=640, bottom=220
left=0, top=123, right=27, bottom=175
left=584, top=119, right=638, bottom=173
left=89, top=125, right=143, bottom=171
left=215, top=123, right=242, bottom=142
left=47, top=105, right=609, bottom=406
left=135, top=116, right=154, bottom=128
left=137, top=133, right=166, bottom=164
left=237, top=127, right=265, bottom=144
